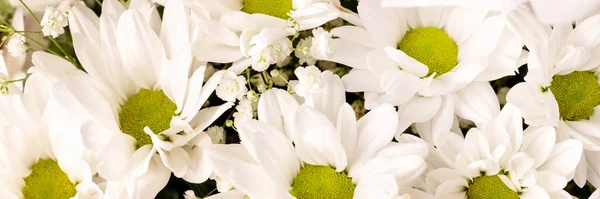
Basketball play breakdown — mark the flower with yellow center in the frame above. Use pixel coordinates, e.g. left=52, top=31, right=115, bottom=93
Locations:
left=0, top=54, right=102, bottom=198
left=205, top=71, right=430, bottom=199
left=505, top=8, right=600, bottom=188
left=314, top=0, right=521, bottom=144
left=39, top=0, right=233, bottom=198
left=425, top=104, right=583, bottom=199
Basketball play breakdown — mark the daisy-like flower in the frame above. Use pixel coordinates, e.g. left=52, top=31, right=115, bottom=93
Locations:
left=36, top=0, right=232, bottom=197
left=505, top=9, right=600, bottom=188
left=0, top=53, right=102, bottom=199
left=206, top=68, right=430, bottom=199
left=426, top=104, right=583, bottom=198
left=315, top=0, right=522, bottom=144
left=186, top=0, right=345, bottom=73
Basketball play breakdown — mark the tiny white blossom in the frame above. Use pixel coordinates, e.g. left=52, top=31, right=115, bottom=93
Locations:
left=40, top=0, right=83, bottom=38
left=291, top=65, right=323, bottom=97
left=233, top=98, right=254, bottom=121
left=295, top=37, right=317, bottom=65
left=205, top=126, right=226, bottom=144
left=216, top=71, right=247, bottom=102
left=183, top=190, right=198, bottom=199
left=310, top=27, right=334, bottom=58
left=6, top=34, right=27, bottom=57
left=250, top=38, right=293, bottom=72
left=246, top=90, right=259, bottom=102
left=41, top=7, right=67, bottom=38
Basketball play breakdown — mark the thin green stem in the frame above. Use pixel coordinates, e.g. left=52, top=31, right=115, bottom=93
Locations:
left=18, top=0, right=41, bottom=24
left=13, top=30, right=42, bottom=34
left=96, top=0, right=102, bottom=6
left=202, top=188, right=218, bottom=199
left=245, top=68, right=252, bottom=90
left=21, top=34, right=61, bottom=56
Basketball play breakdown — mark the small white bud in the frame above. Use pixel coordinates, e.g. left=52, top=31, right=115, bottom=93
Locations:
left=216, top=71, right=248, bottom=102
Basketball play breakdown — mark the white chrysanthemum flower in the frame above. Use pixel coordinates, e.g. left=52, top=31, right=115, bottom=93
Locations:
left=317, top=0, right=522, bottom=144
left=295, top=37, right=317, bottom=65
left=6, top=34, right=27, bottom=57
left=206, top=71, right=430, bottom=199
left=35, top=0, right=233, bottom=198
left=380, top=0, right=600, bottom=25
left=425, top=104, right=583, bottom=199
left=505, top=9, right=600, bottom=188
left=0, top=60, right=102, bottom=198
left=216, top=71, right=247, bottom=102
left=186, top=0, right=345, bottom=74
left=290, top=65, right=324, bottom=98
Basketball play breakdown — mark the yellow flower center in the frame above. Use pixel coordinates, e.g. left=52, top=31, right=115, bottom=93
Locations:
left=466, top=175, right=519, bottom=199
left=22, top=159, right=77, bottom=199
left=290, top=164, right=355, bottom=199
left=242, top=0, right=293, bottom=19
left=397, top=27, right=459, bottom=77
left=118, top=89, right=177, bottom=147
left=549, top=71, right=600, bottom=121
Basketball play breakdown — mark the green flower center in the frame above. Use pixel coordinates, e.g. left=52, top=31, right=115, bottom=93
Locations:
left=22, top=159, right=77, bottom=199
left=549, top=71, right=600, bottom=121
left=118, top=89, right=177, bottom=147
left=242, top=0, right=293, bottom=19
left=290, top=164, right=355, bottom=199
left=397, top=27, right=459, bottom=77
left=466, top=175, right=519, bottom=199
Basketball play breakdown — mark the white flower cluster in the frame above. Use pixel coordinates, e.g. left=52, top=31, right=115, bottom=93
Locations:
left=2, top=0, right=600, bottom=198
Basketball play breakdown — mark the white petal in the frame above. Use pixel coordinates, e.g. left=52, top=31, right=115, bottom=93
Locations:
left=520, top=186, right=550, bottom=199
left=295, top=123, right=347, bottom=171
left=452, top=82, right=499, bottom=128
left=182, top=133, right=213, bottom=183
left=461, top=128, right=492, bottom=161
left=397, top=95, right=441, bottom=135
left=383, top=47, right=429, bottom=77
left=257, top=88, right=300, bottom=133
left=117, top=9, right=165, bottom=89
left=415, top=95, right=454, bottom=144
left=160, top=47, right=192, bottom=114
left=330, top=26, right=374, bottom=48
left=337, top=103, right=358, bottom=165
left=342, top=69, right=384, bottom=92
left=156, top=147, right=191, bottom=178
left=538, top=139, right=583, bottom=177
left=160, top=0, right=190, bottom=59
left=354, top=175, right=398, bottom=199
left=311, top=71, right=346, bottom=123
left=96, top=133, right=137, bottom=181
left=506, top=82, right=559, bottom=126
left=521, top=126, right=556, bottom=168
left=180, top=66, right=206, bottom=120
left=357, top=0, right=402, bottom=47
left=236, top=119, right=300, bottom=189
left=188, top=102, right=234, bottom=132
left=124, top=155, right=171, bottom=199
left=69, top=5, right=100, bottom=46
left=536, top=170, right=568, bottom=192
left=229, top=164, right=294, bottom=199
left=351, top=104, right=398, bottom=166
left=445, top=7, right=488, bottom=44
left=379, top=69, right=422, bottom=105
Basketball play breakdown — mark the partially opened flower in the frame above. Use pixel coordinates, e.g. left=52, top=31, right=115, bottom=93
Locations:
left=426, top=104, right=583, bottom=198
left=206, top=68, right=430, bottom=199
left=315, top=0, right=522, bottom=144
left=506, top=8, right=600, bottom=188
left=34, top=0, right=232, bottom=197
left=0, top=56, right=102, bottom=199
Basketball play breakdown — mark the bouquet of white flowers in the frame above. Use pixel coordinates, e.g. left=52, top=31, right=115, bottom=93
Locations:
left=1, top=0, right=599, bottom=198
